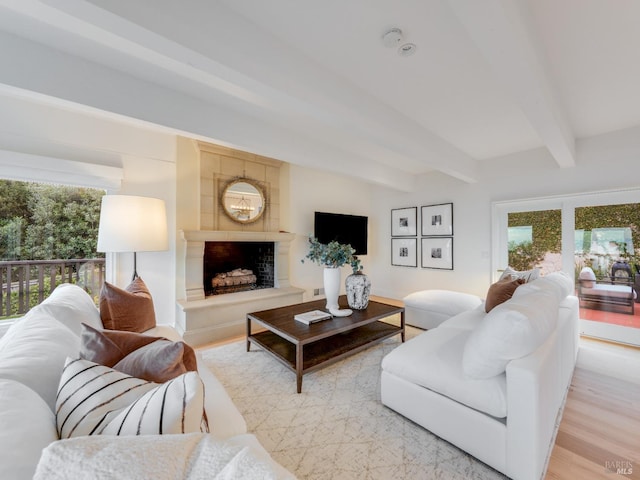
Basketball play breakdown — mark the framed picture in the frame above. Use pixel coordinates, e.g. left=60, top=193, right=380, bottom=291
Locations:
left=421, top=237, right=453, bottom=270
left=391, top=207, right=417, bottom=237
left=421, top=203, right=453, bottom=236
left=391, top=238, right=417, bottom=267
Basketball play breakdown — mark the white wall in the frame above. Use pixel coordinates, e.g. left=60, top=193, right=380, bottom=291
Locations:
left=370, top=126, right=640, bottom=300
left=286, top=164, right=374, bottom=301
left=110, top=154, right=177, bottom=326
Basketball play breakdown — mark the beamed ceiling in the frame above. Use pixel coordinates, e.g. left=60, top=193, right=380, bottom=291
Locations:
left=0, top=0, right=639, bottom=191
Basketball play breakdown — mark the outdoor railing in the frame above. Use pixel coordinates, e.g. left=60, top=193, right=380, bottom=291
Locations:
left=0, top=258, right=105, bottom=318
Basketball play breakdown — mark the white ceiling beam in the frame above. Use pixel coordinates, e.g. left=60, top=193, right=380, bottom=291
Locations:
left=447, top=0, right=576, bottom=168
left=0, top=0, right=478, bottom=183
left=0, top=149, right=123, bottom=189
left=0, top=30, right=417, bottom=192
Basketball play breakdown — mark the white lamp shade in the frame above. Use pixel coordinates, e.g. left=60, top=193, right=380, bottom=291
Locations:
left=97, top=195, right=168, bottom=253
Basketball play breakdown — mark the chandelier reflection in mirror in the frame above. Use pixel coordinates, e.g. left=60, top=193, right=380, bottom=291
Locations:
left=221, top=178, right=266, bottom=224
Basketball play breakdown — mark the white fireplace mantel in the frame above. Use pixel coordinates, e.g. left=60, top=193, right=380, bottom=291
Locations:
left=177, top=230, right=304, bottom=345
left=180, top=230, right=296, bottom=301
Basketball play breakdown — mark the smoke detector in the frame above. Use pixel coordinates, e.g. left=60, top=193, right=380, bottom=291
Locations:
left=382, top=28, right=417, bottom=57
left=382, top=28, right=403, bottom=48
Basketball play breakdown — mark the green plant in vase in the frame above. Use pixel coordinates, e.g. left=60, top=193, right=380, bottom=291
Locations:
left=303, top=237, right=361, bottom=273
left=302, top=237, right=361, bottom=315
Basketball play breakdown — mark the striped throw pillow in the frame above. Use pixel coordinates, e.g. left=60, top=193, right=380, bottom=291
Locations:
left=56, top=358, right=208, bottom=438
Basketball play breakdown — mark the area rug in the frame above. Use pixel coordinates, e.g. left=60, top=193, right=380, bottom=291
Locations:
left=200, top=328, right=507, bottom=480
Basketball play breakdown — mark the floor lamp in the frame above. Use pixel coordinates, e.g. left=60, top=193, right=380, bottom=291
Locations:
left=97, top=195, right=168, bottom=283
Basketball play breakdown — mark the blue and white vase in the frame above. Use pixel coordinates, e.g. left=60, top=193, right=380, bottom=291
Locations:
left=345, top=271, right=371, bottom=310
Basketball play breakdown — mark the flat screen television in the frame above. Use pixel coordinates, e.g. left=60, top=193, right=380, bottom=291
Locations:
left=314, top=211, right=368, bottom=255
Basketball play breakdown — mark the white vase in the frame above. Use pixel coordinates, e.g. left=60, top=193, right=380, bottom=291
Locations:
left=323, top=267, right=341, bottom=311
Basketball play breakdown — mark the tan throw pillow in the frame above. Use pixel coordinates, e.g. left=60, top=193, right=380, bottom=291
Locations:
left=485, top=277, right=525, bottom=313
left=113, top=340, right=197, bottom=384
left=80, top=324, right=197, bottom=383
left=100, top=277, right=156, bottom=332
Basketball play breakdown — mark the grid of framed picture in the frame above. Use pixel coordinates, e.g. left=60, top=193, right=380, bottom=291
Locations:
left=421, top=203, right=454, bottom=270
left=391, top=207, right=417, bottom=267
left=390, top=204, right=454, bottom=269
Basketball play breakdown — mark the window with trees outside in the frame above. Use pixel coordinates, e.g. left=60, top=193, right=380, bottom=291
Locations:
left=0, top=180, right=105, bottom=320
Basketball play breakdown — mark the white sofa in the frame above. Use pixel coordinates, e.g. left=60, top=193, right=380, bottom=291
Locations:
left=0, top=283, right=294, bottom=480
left=381, top=274, right=579, bottom=480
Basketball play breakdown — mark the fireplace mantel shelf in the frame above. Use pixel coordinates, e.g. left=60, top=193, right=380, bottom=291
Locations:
left=181, top=230, right=296, bottom=243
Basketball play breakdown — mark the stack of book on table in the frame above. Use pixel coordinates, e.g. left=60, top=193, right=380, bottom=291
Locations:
left=294, top=310, right=332, bottom=325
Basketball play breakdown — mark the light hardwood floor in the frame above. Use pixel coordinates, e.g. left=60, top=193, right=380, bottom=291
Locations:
left=546, top=340, right=640, bottom=480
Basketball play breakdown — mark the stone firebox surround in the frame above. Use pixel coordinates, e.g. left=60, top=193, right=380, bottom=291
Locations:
left=176, top=141, right=303, bottom=346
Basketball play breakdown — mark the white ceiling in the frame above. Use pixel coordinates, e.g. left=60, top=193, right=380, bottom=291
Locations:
left=0, top=0, right=639, bottom=191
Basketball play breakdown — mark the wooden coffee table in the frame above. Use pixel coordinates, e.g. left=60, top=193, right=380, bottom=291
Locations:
left=246, top=296, right=404, bottom=393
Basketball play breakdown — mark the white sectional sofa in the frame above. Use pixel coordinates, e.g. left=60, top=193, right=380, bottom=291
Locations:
left=381, top=273, right=579, bottom=480
left=0, top=283, right=294, bottom=479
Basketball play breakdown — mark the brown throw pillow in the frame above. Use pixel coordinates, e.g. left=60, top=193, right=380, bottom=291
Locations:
left=80, top=323, right=162, bottom=367
left=80, top=323, right=197, bottom=383
left=100, top=277, right=156, bottom=332
left=485, top=277, right=525, bottom=313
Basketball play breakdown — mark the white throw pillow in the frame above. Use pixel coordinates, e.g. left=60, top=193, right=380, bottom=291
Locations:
left=499, top=266, right=540, bottom=283
left=0, top=379, right=58, bottom=480
left=0, top=309, right=80, bottom=410
left=513, top=271, right=574, bottom=302
left=542, top=271, right=574, bottom=298
left=37, top=283, right=102, bottom=336
left=579, top=266, right=597, bottom=288
left=56, top=358, right=208, bottom=438
left=462, top=287, right=560, bottom=379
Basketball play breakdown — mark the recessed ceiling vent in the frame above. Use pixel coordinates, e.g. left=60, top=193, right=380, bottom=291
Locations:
left=398, top=43, right=416, bottom=56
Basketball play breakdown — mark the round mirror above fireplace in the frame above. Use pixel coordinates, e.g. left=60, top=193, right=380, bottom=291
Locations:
left=221, top=178, right=266, bottom=224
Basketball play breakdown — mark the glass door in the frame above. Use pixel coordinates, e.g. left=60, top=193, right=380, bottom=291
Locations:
left=493, top=191, right=640, bottom=346
left=574, top=203, right=640, bottom=342
left=506, top=209, right=562, bottom=276
left=492, top=198, right=570, bottom=282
